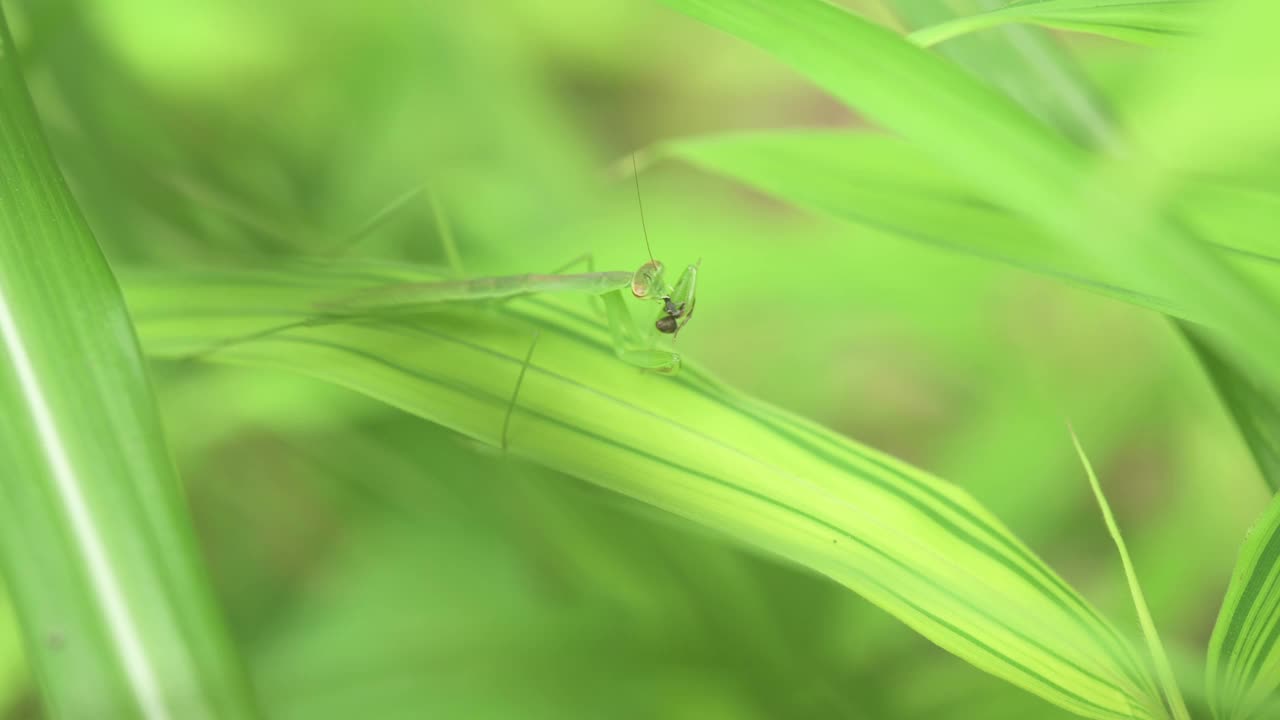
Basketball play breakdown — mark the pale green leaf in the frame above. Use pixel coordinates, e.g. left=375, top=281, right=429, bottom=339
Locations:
left=0, top=586, right=25, bottom=710
left=889, top=0, right=1280, bottom=508
left=1070, top=427, right=1190, bottom=720
left=887, top=0, right=1120, bottom=147
left=0, top=10, right=257, bottom=720
left=664, top=127, right=1280, bottom=504
left=909, top=0, right=1208, bottom=48
left=1179, top=325, right=1280, bottom=495
left=1207, top=493, right=1280, bottom=719
left=655, top=0, right=1280, bottom=399
left=660, top=130, right=1280, bottom=322
left=121, top=261, right=1167, bottom=720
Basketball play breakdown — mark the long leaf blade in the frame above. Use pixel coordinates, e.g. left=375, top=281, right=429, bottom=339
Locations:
left=121, top=262, right=1167, bottom=719
left=1207, top=493, right=1280, bottom=720
left=0, top=10, right=256, bottom=719
left=1070, top=427, right=1191, bottom=720
left=660, top=130, right=1280, bottom=321
left=1180, top=325, right=1280, bottom=495
left=655, top=0, right=1280, bottom=410
left=887, top=0, right=1120, bottom=147
left=909, top=0, right=1209, bottom=48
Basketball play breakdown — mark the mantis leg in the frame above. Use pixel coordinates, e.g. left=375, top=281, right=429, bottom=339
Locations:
left=336, top=183, right=429, bottom=257
left=501, top=330, right=540, bottom=451
left=426, top=187, right=465, bottom=277
left=547, top=253, right=613, bottom=323
left=600, top=291, right=680, bottom=374
left=548, top=253, right=595, bottom=275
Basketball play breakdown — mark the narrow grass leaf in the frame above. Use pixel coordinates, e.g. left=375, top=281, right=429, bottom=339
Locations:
left=1069, top=426, right=1191, bottom=720
left=0, top=11, right=256, bottom=719
left=0, top=587, right=24, bottom=710
left=655, top=0, right=1280, bottom=395
left=909, top=0, right=1208, bottom=48
left=121, top=261, right=1167, bottom=720
left=1207, top=491, right=1280, bottom=720
left=661, top=130, right=1280, bottom=321
left=888, top=0, right=1280, bottom=509
left=666, top=129, right=1280, bottom=492
left=886, top=0, right=1119, bottom=148
left=1179, top=325, right=1280, bottom=495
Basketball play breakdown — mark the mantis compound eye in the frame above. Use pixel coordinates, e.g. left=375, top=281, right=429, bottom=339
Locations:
left=631, top=261, right=664, bottom=298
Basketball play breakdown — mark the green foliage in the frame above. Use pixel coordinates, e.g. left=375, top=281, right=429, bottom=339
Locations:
left=0, top=7, right=255, bottom=719
left=657, top=0, right=1280, bottom=396
left=123, top=261, right=1166, bottom=718
left=665, top=129, right=1280, bottom=322
left=909, top=0, right=1209, bottom=48
left=1072, top=428, right=1189, bottom=720
left=2, top=0, right=1280, bottom=719
left=1208, top=491, right=1280, bottom=720
left=1181, top=326, right=1280, bottom=494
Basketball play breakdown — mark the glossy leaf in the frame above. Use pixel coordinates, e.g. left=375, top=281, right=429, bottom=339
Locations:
left=0, top=10, right=257, bottom=720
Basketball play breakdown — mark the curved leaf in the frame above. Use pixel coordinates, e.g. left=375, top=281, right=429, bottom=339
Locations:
left=664, top=130, right=1280, bottom=501
left=909, top=0, right=1208, bottom=48
left=887, top=0, right=1120, bottom=146
left=656, top=0, right=1280, bottom=409
left=659, top=131, right=1179, bottom=316
left=1208, top=492, right=1280, bottom=720
left=122, top=262, right=1166, bottom=719
left=0, top=10, right=256, bottom=719
left=1071, top=429, right=1190, bottom=720
left=1180, top=325, right=1280, bottom=495
left=0, top=587, right=24, bottom=710
left=660, top=130, right=1280, bottom=321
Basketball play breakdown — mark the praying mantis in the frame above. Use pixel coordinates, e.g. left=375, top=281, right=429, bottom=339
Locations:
left=319, top=255, right=698, bottom=375
left=193, top=156, right=700, bottom=376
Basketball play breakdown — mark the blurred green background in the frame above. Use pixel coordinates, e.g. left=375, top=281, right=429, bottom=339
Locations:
left=0, top=1, right=1266, bottom=718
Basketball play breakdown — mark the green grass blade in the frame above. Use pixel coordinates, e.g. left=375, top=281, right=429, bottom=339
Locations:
left=0, top=11, right=257, bottom=719
left=887, top=0, right=1120, bottom=147
left=661, top=130, right=1162, bottom=312
left=0, top=587, right=24, bottom=711
left=122, top=261, right=1168, bottom=719
left=1179, top=324, right=1280, bottom=495
left=893, top=0, right=1280, bottom=514
left=661, top=130, right=1280, bottom=322
left=909, top=0, right=1208, bottom=48
left=667, top=130, right=1280, bottom=489
left=655, top=0, right=1280, bottom=396
left=1207, top=491, right=1280, bottom=720
left=1069, top=427, right=1191, bottom=720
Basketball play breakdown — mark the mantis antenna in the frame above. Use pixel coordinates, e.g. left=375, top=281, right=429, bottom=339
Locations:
left=632, top=153, right=656, bottom=266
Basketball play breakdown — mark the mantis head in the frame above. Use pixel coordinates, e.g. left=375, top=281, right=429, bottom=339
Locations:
left=655, top=261, right=698, bottom=336
left=631, top=260, right=664, bottom=299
